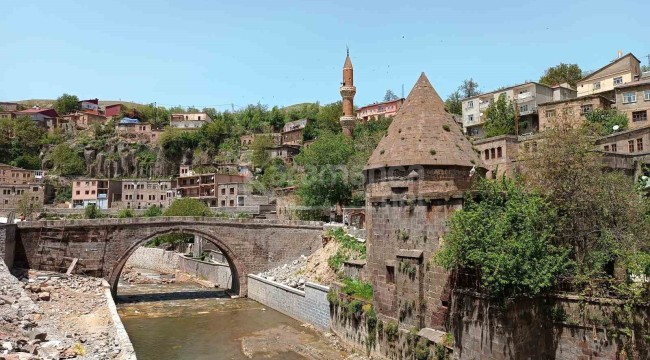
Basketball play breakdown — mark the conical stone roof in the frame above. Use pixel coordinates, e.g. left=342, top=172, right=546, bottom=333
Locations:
left=343, top=55, right=353, bottom=69
left=366, top=73, right=483, bottom=170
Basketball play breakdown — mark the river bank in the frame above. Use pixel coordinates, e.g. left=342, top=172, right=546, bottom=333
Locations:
left=116, top=270, right=369, bottom=360
left=0, top=262, right=131, bottom=359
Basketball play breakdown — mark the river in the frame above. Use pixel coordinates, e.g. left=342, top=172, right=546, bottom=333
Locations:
left=116, top=270, right=355, bottom=360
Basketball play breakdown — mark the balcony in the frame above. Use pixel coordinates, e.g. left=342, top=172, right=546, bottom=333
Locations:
left=479, top=101, right=491, bottom=110
left=516, top=92, right=535, bottom=103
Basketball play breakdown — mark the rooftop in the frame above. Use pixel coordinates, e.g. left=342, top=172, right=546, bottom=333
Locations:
left=366, top=73, right=483, bottom=170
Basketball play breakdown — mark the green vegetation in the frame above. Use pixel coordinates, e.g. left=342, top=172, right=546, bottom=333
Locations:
left=483, top=93, right=516, bottom=138
left=0, top=117, right=49, bottom=169
left=539, top=63, right=583, bottom=87
left=340, top=277, right=373, bottom=301
left=164, top=198, right=212, bottom=217
left=47, top=144, right=85, bottom=176
left=54, top=186, right=72, bottom=204
left=84, top=204, right=101, bottom=219
left=142, top=205, right=163, bottom=217
left=54, top=93, right=80, bottom=115
left=327, top=228, right=367, bottom=273
left=435, top=178, right=570, bottom=298
left=584, top=108, right=628, bottom=135
left=117, top=209, right=135, bottom=218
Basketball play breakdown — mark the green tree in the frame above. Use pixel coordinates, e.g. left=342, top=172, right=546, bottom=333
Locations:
left=164, top=198, right=212, bottom=217
left=445, top=90, right=462, bottom=116
left=584, top=108, right=628, bottom=135
left=17, top=192, right=37, bottom=220
left=159, top=127, right=199, bottom=158
left=304, top=101, right=343, bottom=141
left=642, top=64, right=650, bottom=73
left=84, top=204, right=101, bottom=219
left=383, top=89, right=399, bottom=101
left=47, top=144, right=85, bottom=176
left=483, top=94, right=516, bottom=138
left=54, top=186, right=72, bottom=204
left=524, top=122, right=650, bottom=282
left=0, top=116, right=47, bottom=169
left=143, top=205, right=163, bottom=217
left=198, top=119, right=228, bottom=151
left=435, top=178, right=570, bottom=298
left=459, top=79, right=480, bottom=99
left=54, top=93, right=80, bottom=115
left=251, top=134, right=274, bottom=169
left=269, top=106, right=285, bottom=132
left=539, top=63, right=582, bottom=87
left=295, top=132, right=355, bottom=207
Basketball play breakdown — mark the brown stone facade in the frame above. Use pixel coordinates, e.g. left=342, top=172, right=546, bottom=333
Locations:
left=538, top=95, right=612, bottom=131
left=120, top=179, right=176, bottom=210
left=472, top=135, right=520, bottom=178
left=615, top=80, right=650, bottom=128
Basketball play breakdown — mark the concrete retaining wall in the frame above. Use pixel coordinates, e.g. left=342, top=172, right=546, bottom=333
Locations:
left=247, top=274, right=330, bottom=330
left=124, top=247, right=179, bottom=274
left=177, top=255, right=232, bottom=289
left=0, top=224, right=16, bottom=268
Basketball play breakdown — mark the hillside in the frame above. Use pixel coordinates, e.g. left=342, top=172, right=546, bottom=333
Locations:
left=15, top=99, right=148, bottom=109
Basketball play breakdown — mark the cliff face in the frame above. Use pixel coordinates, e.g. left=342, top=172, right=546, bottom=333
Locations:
left=81, top=141, right=179, bottom=178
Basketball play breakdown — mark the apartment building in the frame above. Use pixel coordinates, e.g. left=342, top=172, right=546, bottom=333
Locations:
left=176, top=170, right=245, bottom=207
left=281, top=119, right=310, bottom=145
left=115, top=118, right=162, bottom=143
left=240, top=133, right=281, bottom=149
left=121, top=179, right=176, bottom=209
left=614, top=79, right=650, bottom=128
left=0, top=102, right=21, bottom=111
left=80, top=99, right=100, bottom=111
left=71, top=179, right=121, bottom=209
left=0, top=183, right=53, bottom=211
left=15, top=108, right=59, bottom=128
left=472, top=135, right=521, bottom=179
left=62, top=110, right=106, bottom=129
left=577, top=53, right=642, bottom=101
left=170, top=113, right=212, bottom=130
left=597, top=124, right=650, bottom=155
left=0, top=164, right=47, bottom=185
left=462, top=82, right=576, bottom=138
left=356, top=98, right=405, bottom=121
left=267, top=144, right=301, bottom=164
left=537, top=95, right=613, bottom=130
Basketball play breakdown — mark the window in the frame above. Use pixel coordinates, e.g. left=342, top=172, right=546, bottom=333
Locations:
left=229, top=200, right=234, bottom=206
left=467, top=114, right=474, bottom=123
left=221, top=200, right=225, bottom=206
left=230, top=188, right=235, bottom=195
left=545, top=109, right=556, bottom=118
left=645, top=90, right=650, bottom=101
left=613, top=77, right=623, bottom=86
left=484, top=149, right=489, bottom=160
left=467, top=100, right=474, bottom=109
left=91, top=190, right=95, bottom=195
left=520, top=105, right=528, bottom=113
left=638, top=138, right=644, bottom=152
left=76, top=191, right=80, bottom=195
left=612, top=144, right=617, bottom=152
left=580, top=104, right=593, bottom=115
left=604, top=145, right=610, bottom=151
left=469, top=128, right=480, bottom=136
left=497, top=147, right=502, bottom=158
left=632, top=110, right=648, bottom=122
left=221, top=188, right=226, bottom=195
left=629, top=140, right=635, bottom=153
left=593, top=82, right=601, bottom=90
left=386, top=266, right=395, bottom=284
left=623, top=92, right=637, bottom=104
left=85, top=190, right=89, bottom=195
left=490, top=148, right=496, bottom=159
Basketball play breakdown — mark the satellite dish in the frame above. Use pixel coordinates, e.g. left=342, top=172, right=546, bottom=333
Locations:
left=613, top=125, right=620, bottom=131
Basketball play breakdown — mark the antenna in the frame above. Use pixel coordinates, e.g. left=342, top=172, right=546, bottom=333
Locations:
left=346, top=45, right=349, bottom=56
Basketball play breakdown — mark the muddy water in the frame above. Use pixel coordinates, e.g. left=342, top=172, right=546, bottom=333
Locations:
left=116, top=270, right=350, bottom=360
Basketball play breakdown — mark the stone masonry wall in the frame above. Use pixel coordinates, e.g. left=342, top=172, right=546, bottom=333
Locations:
left=0, top=224, right=16, bottom=268
left=248, top=274, right=330, bottom=330
left=178, top=255, right=232, bottom=289
left=13, top=217, right=324, bottom=297
left=124, top=247, right=179, bottom=274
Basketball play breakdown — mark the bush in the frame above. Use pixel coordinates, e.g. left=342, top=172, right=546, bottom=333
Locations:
left=142, top=205, right=163, bottom=217
left=117, top=209, right=135, bottom=218
left=84, top=204, right=101, bottom=219
left=164, top=198, right=212, bottom=217
left=341, top=278, right=373, bottom=301
left=435, top=178, right=570, bottom=298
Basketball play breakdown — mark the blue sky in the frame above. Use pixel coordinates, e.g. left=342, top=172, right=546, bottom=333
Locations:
left=1, top=0, right=647, bottom=110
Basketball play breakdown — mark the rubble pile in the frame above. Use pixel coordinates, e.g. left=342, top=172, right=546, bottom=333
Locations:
left=258, top=255, right=309, bottom=290
left=0, top=263, right=125, bottom=359
left=120, top=267, right=175, bottom=285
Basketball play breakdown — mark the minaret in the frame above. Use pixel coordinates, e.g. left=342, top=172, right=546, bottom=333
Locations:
left=340, top=48, right=356, bottom=137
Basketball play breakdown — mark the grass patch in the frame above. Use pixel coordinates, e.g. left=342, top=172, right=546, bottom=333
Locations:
left=341, top=277, right=373, bottom=301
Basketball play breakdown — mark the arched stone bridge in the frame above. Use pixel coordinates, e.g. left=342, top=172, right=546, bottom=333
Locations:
left=12, top=217, right=324, bottom=297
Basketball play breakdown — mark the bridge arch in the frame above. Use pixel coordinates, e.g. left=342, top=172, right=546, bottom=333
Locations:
left=108, top=227, right=245, bottom=298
